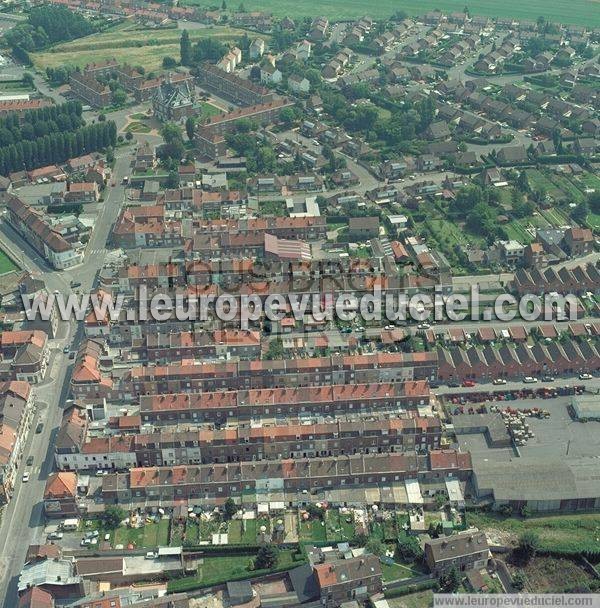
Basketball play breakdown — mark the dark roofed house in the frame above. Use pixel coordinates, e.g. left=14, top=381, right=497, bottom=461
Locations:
left=348, top=217, right=379, bottom=239
left=497, top=145, right=528, bottom=165
left=425, top=530, right=489, bottom=575
left=425, top=121, right=451, bottom=141
left=153, top=74, right=195, bottom=123
left=226, top=581, right=254, bottom=605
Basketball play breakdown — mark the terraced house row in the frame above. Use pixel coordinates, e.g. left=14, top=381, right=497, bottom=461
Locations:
left=70, top=339, right=438, bottom=400
left=99, top=450, right=472, bottom=505
left=137, top=381, right=429, bottom=424
left=437, top=338, right=600, bottom=381
left=54, top=405, right=442, bottom=471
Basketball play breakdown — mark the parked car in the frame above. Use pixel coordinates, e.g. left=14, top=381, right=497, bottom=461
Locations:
left=492, top=378, right=506, bottom=385
left=47, top=532, right=63, bottom=540
left=22, top=472, right=30, bottom=483
left=462, top=380, right=476, bottom=387
left=542, top=375, right=555, bottom=382
left=35, top=422, right=44, bottom=434
left=26, top=456, right=33, bottom=466
left=523, top=376, right=538, bottom=384
left=579, top=373, right=593, bottom=380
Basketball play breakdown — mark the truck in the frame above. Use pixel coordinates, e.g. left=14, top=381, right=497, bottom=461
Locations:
left=61, top=518, right=80, bottom=531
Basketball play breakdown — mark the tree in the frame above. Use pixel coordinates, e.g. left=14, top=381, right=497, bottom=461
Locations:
left=255, top=544, right=278, bottom=569
left=162, top=55, right=177, bottom=69
left=588, top=191, right=600, bottom=215
left=306, top=503, right=325, bottom=520
left=365, top=537, right=385, bottom=557
left=103, top=505, right=126, bottom=529
left=440, top=567, right=461, bottom=592
left=98, top=113, right=106, bottom=122
left=112, top=88, right=127, bottom=106
left=224, top=497, right=237, bottom=520
left=221, top=0, right=227, bottom=8
left=518, top=531, right=540, bottom=562
left=516, top=171, right=529, bottom=193
left=572, top=201, right=589, bottom=225
left=22, top=72, right=34, bottom=88
left=180, top=29, right=192, bottom=66
left=165, top=169, right=180, bottom=188
left=160, top=122, right=185, bottom=161
left=552, top=129, right=563, bottom=154
left=250, top=65, right=261, bottom=80
left=185, top=116, right=196, bottom=141
left=264, top=339, right=283, bottom=360
left=397, top=535, right=424, bottom=561
left=125, top=131, right=134, bottom=141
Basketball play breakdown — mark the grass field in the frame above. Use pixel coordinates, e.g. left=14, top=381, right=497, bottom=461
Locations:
left=468, top=511, right=600, bottom=554
left=31, top=22, right=249, bottom=73
left=0, top=249, right=17, bottom=275
left=510, top=556, right=595, bottom=593
left=182, top=0, right=599, bottom=27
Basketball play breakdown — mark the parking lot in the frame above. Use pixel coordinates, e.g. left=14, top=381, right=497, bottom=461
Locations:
left=457, top=396, right=600, bottom=462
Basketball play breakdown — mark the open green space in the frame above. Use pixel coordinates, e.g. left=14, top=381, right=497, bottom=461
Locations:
left=504, top=220, right=534, bottom=244
left=468, top=511, right=600, bottom=554
left=0, top=249, right=18, bottom=275
left=198, top=100, right=224, bottom=118
left=513, top=555, right=596, bottom=593
left=388, top=590, right=434, bottom=608
left=299, top=518, right=328, bottom=542
left=168, top=548, right=301, bottom=592
left=113, top=519, right=170, bottom=548
left=31, top=22, right=249, bottom=73
left=181, top=0, right=600, bottom=27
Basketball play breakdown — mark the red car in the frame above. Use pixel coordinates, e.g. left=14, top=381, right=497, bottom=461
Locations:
left=462, top=380, right=476, bottom=387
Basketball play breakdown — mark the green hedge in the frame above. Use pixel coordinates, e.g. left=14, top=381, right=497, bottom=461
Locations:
left=384, top=579, right=439, bottom=598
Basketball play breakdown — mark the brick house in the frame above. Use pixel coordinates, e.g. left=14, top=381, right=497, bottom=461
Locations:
left=425, top=530, right=489, bottom=575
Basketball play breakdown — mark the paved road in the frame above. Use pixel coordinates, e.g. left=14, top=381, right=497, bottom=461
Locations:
left=0, top=147, right=133, bottom=607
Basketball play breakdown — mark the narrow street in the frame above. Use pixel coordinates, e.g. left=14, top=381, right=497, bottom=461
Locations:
left=0, top=146, right=134, bottom=607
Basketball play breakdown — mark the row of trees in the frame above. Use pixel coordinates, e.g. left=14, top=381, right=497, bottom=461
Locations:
left=4, top=5, right=95, bottom=53
left=0, top=121, right=117, bottom=175
left=180, top=30, right=229, bottom=67
left=0, top=101, right=84, bottom=148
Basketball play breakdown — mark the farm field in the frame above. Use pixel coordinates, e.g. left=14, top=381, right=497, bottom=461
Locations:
left=181, top=0, right=599, bottom=27
left=31, top=23, right=248, bottom=73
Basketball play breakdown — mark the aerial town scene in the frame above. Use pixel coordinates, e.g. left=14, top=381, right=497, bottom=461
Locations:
left=0, top=0, right=598, bottom=606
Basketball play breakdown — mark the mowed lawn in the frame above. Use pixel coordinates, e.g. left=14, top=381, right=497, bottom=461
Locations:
left=182, top=0, right=599, bottom=27
left=31, top=23, right=248, bottom=73
left=0, top=249, right=17, bottom=275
